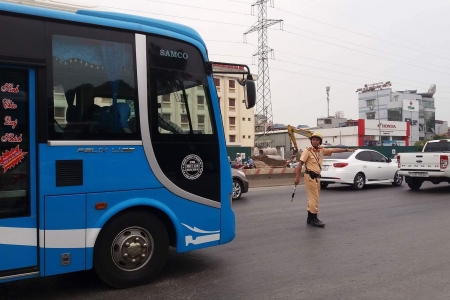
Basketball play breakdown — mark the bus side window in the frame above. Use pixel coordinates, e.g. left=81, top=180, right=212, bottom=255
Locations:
left=50, top=34, right=139, bottom=140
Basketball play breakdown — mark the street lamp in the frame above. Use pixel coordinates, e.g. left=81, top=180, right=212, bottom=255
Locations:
left=326, top=86, right=330, bottom=117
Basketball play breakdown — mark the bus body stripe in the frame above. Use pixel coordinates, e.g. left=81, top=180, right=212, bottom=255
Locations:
left=0, top=227, right=37, bottom=246
left=0, top=228, right=101, bottom=248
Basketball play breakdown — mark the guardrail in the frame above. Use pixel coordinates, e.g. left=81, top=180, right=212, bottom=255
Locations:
left=242, top=168, right=304, bottom=188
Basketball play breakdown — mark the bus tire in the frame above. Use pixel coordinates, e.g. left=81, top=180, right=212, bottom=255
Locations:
left=94, top=210, right=169, bottom=288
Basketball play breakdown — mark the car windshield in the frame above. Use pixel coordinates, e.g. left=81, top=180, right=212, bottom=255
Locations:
left=324, top=152, right=353, bottom=159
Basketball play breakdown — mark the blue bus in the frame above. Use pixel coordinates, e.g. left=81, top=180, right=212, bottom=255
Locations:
left=0, top=2, right=255, bottom=288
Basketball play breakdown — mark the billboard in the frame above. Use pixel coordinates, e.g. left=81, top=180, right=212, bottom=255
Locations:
left=382, top=140, right=406, bottom=146
left=403, top=99, right=419, bottom=112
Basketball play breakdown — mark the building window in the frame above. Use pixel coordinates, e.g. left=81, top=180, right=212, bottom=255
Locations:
left=248, top=118, right=251, bottom=121
left=248, top=135, right=251, bottom=139
left=229, top=98, right=236, bottom=107
left=366, top=99, right=374, bottom=107
left=242, top=100, right=245, bottom=103
left=242, top=135, right=246, bottom=139
left=162, top=113, right=171, bottom=120
left=214, top=78, right=220, bottom=87
left=198, top=115, right=205, bottom=124
left=366, top=112, right=375, bottom=119
left=229, top=117, right=236, bottom=125
left=197, top=95, right=204, bottom=105
left=229, top=135, right=236, bottom=142
left=388, top=108, right=402, bottom=121
left=242, top=117, right=245, bottom=121
left=229, top=80, right=235, bottom=88
left=181, top=114, right=189, bottom=124
left=422, top=100, right=435, bottom=109
left=162, top=94, right=170, bottom=102
left=54, top=107, right=65, bottom=118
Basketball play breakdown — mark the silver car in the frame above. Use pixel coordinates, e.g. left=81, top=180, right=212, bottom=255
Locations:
left=231, top=168, right=249, bottom=200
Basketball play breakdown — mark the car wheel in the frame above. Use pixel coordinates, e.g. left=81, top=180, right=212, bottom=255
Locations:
left=94, top=210, right=169, bottom=288
left=407, top=178, right=423, bottom=190
left=232, top=179, right=243, bottom=200
left=392, top=172, right=403, bottom=186
left=320, top=182, right=329, bottom=189
left=352, top=173, right=365, bottom=190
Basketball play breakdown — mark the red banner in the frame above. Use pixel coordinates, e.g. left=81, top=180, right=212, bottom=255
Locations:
left=0, top=145, right=27, bottom=173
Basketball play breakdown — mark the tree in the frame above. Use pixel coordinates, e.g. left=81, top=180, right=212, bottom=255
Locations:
left=433, top=134, right=447, bottom=140
left=414, top=140, right=428, bottom=151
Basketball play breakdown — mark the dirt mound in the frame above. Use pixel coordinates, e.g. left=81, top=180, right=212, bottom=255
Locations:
left=252, top=155, right=287, bottom=168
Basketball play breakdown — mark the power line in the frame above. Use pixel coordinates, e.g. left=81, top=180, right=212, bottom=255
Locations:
left=227, top=0, right=254, bottom=4
left=283, top=24, right=450, bottom=70
left=211, top=52, right=450, bottom=96
left=99, top=5, right=250, bottom=27
left=142, top=0, right=251, bottom=16
left=272, top=6, right=450, bottom=62
left=273, top=49, right=450, bottom=91
left=206, top=40, right=256, bottom=46
left=211, top=53, right=450, bottom=102
left=278, top=29, right=450, bottom=76
left=272, top=58, right=447, bottom=93
left=306, top=0, right=450, bottom=59
left=270, top=67, right=450, bottom=100
left=270, top=67, right=361, bottom=85
left=208, top=40, right=450, bottom=90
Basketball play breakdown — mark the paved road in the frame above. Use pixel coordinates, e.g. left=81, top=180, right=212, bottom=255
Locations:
left=2, top=182, right=450, bottom=300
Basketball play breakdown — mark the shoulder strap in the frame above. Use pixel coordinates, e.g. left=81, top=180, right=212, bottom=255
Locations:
left=308, top=148, right=321, bottom=169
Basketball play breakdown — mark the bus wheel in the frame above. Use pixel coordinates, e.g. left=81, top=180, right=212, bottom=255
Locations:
left=94, top=210, right=169, bottom=288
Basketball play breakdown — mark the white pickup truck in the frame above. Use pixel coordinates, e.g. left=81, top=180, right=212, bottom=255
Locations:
left=398, top=139, right=450, bottom=190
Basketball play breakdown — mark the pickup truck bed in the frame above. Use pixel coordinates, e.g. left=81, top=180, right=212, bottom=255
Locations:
left=398, top=140, right=450, bottom=190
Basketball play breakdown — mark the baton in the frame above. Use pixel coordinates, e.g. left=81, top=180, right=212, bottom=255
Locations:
left=291, top=185, right=297, bottom=202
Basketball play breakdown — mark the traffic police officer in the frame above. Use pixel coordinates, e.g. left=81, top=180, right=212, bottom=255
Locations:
left=294, top=132, right=355, bottom=227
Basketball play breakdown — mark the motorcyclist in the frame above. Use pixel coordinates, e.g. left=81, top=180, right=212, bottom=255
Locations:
left=245, top=157, right=256, bottom=169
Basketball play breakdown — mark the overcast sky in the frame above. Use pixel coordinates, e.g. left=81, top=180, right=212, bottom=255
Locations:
left=40, top=0, right=450, bottom=127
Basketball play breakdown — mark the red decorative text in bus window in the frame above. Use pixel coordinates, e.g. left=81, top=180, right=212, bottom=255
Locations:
left=1, top=83, right=20, bottom=93
left=1, top=133, right=23, bottom=143
left=0, top=145, right=28, bottom=173
left=2, top=99, right=17, bottom=109
left=4, top=116, right=18, bottom=129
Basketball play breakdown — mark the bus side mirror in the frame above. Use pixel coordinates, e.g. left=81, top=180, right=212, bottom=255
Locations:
left=238, top=75, right=256, bottom=109
left=245, top=79, right=256, bottom=109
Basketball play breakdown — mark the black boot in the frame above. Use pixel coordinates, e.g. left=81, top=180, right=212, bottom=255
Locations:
left=307, top=211, right=312, bottom=224
left=310, top=213, right=325, bottom=228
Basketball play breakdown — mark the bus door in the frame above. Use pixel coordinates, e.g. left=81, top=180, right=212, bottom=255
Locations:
left=0, top=67, right=38, bottom=280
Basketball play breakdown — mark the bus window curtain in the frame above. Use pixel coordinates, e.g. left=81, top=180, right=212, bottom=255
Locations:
left=101, top=43, right=126, bottom=132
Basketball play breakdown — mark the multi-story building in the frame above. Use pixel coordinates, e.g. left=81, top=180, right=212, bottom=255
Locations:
left=358, top=85, right=436, bottom=143
left=435, top=120, right=449, bottom=135
left=213, top=72, right=255, bottom=148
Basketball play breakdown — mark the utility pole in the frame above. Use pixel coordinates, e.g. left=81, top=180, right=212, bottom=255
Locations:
left=326, top=86, right=330, bottom=117
left=376, top=89, right=381, bottom=146
left=244, top=0, right=282, bottom=149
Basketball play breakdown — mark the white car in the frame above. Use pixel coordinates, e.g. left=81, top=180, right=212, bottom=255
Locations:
left=320, top=149, right=403, bottom=190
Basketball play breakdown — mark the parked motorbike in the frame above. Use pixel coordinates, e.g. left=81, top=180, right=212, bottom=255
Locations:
left=242, top=161, right=256, bottom=169
left=230, top=162, right=243, bottom=169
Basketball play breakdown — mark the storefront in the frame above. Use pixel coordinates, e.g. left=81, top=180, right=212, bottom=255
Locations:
left=358, top=119, right=410, bottom=147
